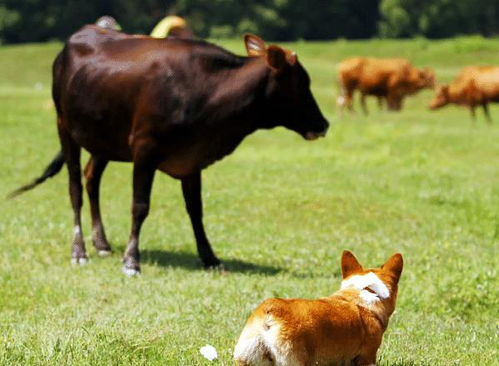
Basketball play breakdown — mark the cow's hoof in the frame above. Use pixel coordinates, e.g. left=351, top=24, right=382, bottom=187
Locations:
left=122, top=257, right=140, bottom=276
left=93, top=238, right=112, bottom=255
left=207, top=262, right=225, bottom=271
left=98, top=250, right=112, bottom=257
left=122, top=266, right=141, bottom=277
left=203, top=258, right=223, bottom=270
left=71, top=256, right=88, bottom=265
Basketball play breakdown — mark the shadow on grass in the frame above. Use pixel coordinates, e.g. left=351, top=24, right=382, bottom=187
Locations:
left=141, top=249, right=281, bottom=275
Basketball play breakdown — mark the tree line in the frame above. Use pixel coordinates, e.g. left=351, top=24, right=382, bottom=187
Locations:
left=0, top=0, right=497, bottom=44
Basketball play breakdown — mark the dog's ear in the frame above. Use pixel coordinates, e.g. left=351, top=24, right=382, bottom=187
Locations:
left=382, top=253, right=403, bottom=283
left=341, top=250, right=363, bottom=278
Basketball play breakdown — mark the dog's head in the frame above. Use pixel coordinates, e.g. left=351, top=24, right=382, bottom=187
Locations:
left=340, top=250, right=403, bottom=311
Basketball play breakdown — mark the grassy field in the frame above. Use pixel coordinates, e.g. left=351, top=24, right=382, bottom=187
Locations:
left=0, top=36, right=498, bottom=365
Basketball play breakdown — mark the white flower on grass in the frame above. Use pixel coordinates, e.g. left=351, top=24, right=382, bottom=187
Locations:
left=200, top=344, right=218, bottom=361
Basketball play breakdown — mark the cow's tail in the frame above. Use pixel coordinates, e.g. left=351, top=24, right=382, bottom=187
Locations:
left=7, top=151, right=65, bottom=199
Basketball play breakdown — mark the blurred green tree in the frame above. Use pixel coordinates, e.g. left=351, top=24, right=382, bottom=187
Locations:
left=0, top=0, right=496, bottom=44
left=378, top=0, right=499, bottom=38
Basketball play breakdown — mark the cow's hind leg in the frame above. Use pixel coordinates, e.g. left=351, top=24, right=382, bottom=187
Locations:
left=482, top=102, right=492, bottom=123
left=360, top=93, right=369, bottom=115
left=181, top=172, right=221, bottom=268
left=377, top=96, right=384, bottom=110
left=84, top=156, right=112, bottom=256
left=469, top=105, right=477, bottom=121
left=122, top=158, right=157, bottom=275
left=59, top=127, right=87, bottom=265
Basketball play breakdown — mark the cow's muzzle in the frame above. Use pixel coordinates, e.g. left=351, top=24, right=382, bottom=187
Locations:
left=304, top=122, right=329, bottom=140
left=304, top=129, right=328, bottom=141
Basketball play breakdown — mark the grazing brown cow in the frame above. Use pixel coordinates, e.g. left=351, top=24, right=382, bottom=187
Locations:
left=337, top=57, right=435, bottom=115
left=430, top=66, right=499, bottom=122
left=10, top=26, right=329, bottom=275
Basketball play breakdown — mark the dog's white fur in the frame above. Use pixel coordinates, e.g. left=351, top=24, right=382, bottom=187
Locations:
left=234, top=314, right=300, bottom=366
left=340, top=272, right=390, bottom=304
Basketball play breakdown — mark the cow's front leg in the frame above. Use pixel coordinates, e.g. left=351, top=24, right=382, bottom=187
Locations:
left=386, top=94, right=397, bottom=111
left=181, top=172, right=221, bottom=268
left=122, top=160, right=157, bottom=276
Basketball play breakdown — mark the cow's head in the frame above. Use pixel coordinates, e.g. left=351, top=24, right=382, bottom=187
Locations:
left=420, top=68, right=436, bottom=88
left=244, top=34, right=329, bottom=140
left=409, top=68, right=435, bottom=92
left=429, top=85, right=450, bottom=109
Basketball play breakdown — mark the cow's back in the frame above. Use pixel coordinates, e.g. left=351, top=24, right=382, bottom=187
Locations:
left=452, top=66, right=499, bottom=102
left=54, top=26, right=195, bottom=160
left=359, top=58, right=410, bottom=94
left=362, top=58, right=410, bottom=81
left=337, top=57, right=413, bottom=97
left=473, top=67, right=499, bottom=99
left=338, top=57, right=365, bottom=89
left=454, top=66, right=483, bottom=84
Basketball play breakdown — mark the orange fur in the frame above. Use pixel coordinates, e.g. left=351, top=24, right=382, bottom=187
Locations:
left=234, top=251, right=403, bottom=366
left=337, top=57, right=434, bottom=113
left=429, top=66, right=499, bottom=121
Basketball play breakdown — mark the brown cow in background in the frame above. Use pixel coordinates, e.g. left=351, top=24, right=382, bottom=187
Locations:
left=430, top=66, right=499, bottom=122
left=337, top=57, right=435, bottom=115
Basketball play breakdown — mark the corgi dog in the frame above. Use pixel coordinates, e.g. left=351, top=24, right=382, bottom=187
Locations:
left=234, top=251, right=403, bottom=366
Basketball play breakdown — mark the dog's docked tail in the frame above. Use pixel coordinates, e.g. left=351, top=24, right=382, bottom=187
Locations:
left=7, top=150, right=65, bottom=199
left=234, top=304, right=291, bottom=366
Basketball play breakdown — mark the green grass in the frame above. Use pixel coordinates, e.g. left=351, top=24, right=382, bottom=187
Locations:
left=0, top=36, right=498, bottom=365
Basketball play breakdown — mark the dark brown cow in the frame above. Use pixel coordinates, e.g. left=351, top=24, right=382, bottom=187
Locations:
left=337, top=57, right=435, bottom=115
left=429, top=66, right=499, bottom=122
left=10, top=26, right=329, bottom=275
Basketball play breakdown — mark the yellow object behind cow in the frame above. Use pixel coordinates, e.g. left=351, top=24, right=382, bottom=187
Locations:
left=150, top=15, right=188, bottom=38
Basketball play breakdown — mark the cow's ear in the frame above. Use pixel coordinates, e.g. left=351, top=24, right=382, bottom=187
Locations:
left=341, top=250, right=363, bottom=279
left=244, top=34, right=266, bottom=57
left=382, top=253, right=403, bottom=283
left=267, top=45, right=289, bottom=70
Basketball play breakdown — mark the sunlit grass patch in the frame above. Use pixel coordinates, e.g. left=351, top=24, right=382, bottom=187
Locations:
left=0, top=37, right=498, bottom=365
